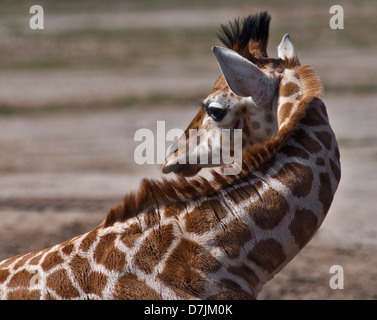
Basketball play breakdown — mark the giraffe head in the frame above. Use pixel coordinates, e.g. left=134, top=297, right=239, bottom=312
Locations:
left=161, top=12, right=300, bottom=176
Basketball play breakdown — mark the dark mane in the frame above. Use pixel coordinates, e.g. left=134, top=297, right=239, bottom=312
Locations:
left=217, top=11, right=271, bottom=59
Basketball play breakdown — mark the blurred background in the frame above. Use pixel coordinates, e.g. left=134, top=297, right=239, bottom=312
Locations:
left=0, top=0, right=376, bottom=299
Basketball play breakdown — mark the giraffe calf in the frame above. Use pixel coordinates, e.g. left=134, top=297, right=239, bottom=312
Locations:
left=0, top=12, right=340, bottom=300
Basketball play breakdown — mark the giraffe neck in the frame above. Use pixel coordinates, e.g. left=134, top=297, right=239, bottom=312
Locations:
left=210, top=98, right=340, bottom=296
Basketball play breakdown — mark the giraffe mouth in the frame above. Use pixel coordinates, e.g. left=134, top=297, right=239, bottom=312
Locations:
left=162, top=162, right=202, bottom=177
left=161, top=131, right=203, bottom=177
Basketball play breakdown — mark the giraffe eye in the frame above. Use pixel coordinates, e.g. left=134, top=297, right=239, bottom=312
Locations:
left=205, top=107, right=228, bottom=122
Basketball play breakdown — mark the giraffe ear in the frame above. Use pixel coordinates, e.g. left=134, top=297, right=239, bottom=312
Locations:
left=278, top=34, right=300, bottom=65
left=212, top=46, right=276, bottom=106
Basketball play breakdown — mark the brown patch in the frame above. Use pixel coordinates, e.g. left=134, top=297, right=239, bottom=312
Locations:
left=248, top=188, right=290, bottom=230
left=41, top=251, right=64, bottom=272
left=247, top=238, right=286, bottom=274
left=196, top=252, right=222, bottom=274
left=273, top=162, right=314, bottom=198
left=46, top=269, right=80, bottom=299
left=44, top=292, right=56, bottom=300
left=314, top=131, right=333, bottom=150
left=158, top=239, right=208, bottom=299
left=318, top=172, right=333, bottom=214
left=0, top=269, right=10, bottom=284
left=251, top=121, right=260, bottom=130
left=301, top=104, right=328, bottom=127
left=265, top=128, right=272, bottom=136
left=70, top=255, right=91, bottom=291
left=114, top=273, right=161, bottom=300
left=79, top=227, right=100, bottom=252
left=62, top=243, right=74, bottom=256
left=87, top=272, right=108, bottom=297
left=264, top=113, right=274, bottom=123
left=330, top=159, right=341, bottom=183
left=120, top=222, right=143, bottom=248
left=208, top=279, right=255, bottom=300
left=278, top=102, right=294, bottom=125
left=227, top=184, right=258, bottom=204
left=280, top=82, right=300, bottom=97
left=142, top=208, right=160, bottom=228
left=94, top=233, right=126, bottom=272
left=134, top=224, right=175, bottom=274
left=280, top=144, right=309, bottom=160
left=69, top=254, right=107, bottom=297
left=8, top=270, right=35, bottom=288
left=294, top=129, right=322, bottom=154
left=316, top=157, right=325, bottom=166
left=289, top=209, right=318, bottom=249
left=164, top=202, right=186, bottom=218
left=185, top=200, right=227, bottom=235
left=7, top=289, right=40, bottom=300
left=228, top=264, right=260, bottom=290
left=216, top=219, right=252, bottom=258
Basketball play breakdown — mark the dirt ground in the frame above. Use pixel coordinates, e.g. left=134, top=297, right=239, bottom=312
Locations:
left=0, top=1, right=376, bottom=300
